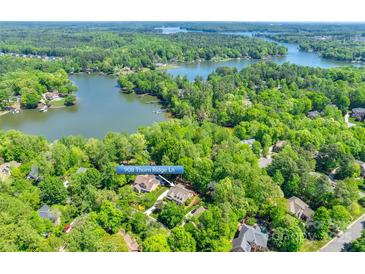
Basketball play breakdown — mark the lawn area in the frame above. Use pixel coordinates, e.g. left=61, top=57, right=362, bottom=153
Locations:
left=301, top=239, right=329, bottom=252
left=136, top=186, right=168, bottom=210
left=49, top=98, right=66, bottom=107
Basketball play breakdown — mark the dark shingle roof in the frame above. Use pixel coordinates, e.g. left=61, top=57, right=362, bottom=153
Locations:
left=232, top=224, right=268, bottom=252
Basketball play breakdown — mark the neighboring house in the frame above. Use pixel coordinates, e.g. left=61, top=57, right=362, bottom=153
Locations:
left=120, top=230, right=139, bottom=252
left=273, top=140, right=287, bottom=152
left=288, top=196, right=314, bottom=221
left=133, top=174, right=160, bottom=193
left=38, top=205, right=61, bottom=225
left=231, top=223, right=268, bottom=252
left=351, top=108, right=365, bottom=121
left=307, top=110, right=320, bottom=119
left=44, top=91, right=60, bottom=101
left=27, top=165, right=40, bottom=181
left=0, top=161, right=21, bottom=181
left=191, top=206, right=206, bottom=217
left=76, top=167, right=87, bottom=174
left=166, top=184, right=194, bottom=205
left=241, top=138, right=256, bottom=146
left=355, top=160, right=365, bottom=177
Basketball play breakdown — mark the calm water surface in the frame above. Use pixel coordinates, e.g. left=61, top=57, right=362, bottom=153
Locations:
left=1, top=28, right=362, bottom=139
left=165, top=30, right=360, bottom=80
left=0, top=74, right=167, bottom=140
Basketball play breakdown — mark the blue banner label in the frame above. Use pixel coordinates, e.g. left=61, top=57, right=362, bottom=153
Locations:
left=116, top=165, right=184, bottom=175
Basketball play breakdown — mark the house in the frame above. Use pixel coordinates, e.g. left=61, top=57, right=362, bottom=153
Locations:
left=38, top=205, right=61, bottom=225
left=191, top=206, right=206, bottom=217
left=166, top=184, right=194, bottom=205
left=133, top=174, right=160, bottom=193
left=307, top=110, right=320, bottom=119
left=351, top=108, right=365, bottom=121
left=76, top=167, right=87, bottom=174
left=355, top=160, right=365, bottom=177
left=241, top=138, right=256, bottom=146
left=44, top=91, right=60, bottom=101
left=288, top=196, right=314, bottom=221
left=120, top=230, right=139, bottom=252
left=27, top=165, right=40, bottom=181
left=273, top=140, right=287, bottom=152
left=231, top=223, right=268, bottom=252
left=0, top=161, right=21, bottom=180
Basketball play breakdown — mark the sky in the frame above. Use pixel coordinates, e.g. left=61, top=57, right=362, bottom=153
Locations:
left=0, top=0, right=364, bottom=22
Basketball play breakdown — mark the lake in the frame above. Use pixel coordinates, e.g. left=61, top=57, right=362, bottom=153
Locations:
left=0, top=74, right=168, bottom=140
left=1, top=28, right=362, bottom=139
left=164, top=29, right=360, bottom=80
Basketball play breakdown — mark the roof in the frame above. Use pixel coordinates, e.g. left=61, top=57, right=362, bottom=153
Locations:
left=232, top=224, right=268, bottom=252
left=352, top=108, right=365, bottom=114
left=275, top=140, right=286, bottom=148
left=167, top=184, right=193, bottom=204
left=307, top=110, right=320, bottom=118
left=288, top=196, right=314, bottom=218
left=27, top=166, right=39, bottom=180
left=76, top=167, right=87, bottom=174
left=241, top=138, right=256, bottom=146
left=134, top=175, right=160, bottom=192
left=38, top=205, right=59, bottom=223
left=191, top=206, right=206, bottom=216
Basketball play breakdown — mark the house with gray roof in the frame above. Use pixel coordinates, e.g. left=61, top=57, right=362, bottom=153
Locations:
left=307, top=110, right=320, bottom=119
left=38, top=205, right=61, bottom=225
left=231, top=223, right=268, bottom=252
left=351, top=108, right=365, bottom=121
left=76, top=167, right=87, bottom=174
left=166, top=184, right=194, bottom=205
left=241, top=138, right=256, bottom=147
left=288, top=196, right=314, bottom=221
left=27, top=165, right=40, bottom=181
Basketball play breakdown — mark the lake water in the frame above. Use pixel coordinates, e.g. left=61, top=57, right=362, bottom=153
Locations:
left=165, top=30, right=359, bottom=80
left=0, top=74, right=167, bottom=140
left=1, top=28, right=362, bottom=139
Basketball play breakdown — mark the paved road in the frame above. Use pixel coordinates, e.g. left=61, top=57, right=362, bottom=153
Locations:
left=320, top=214, right=365, bottom=252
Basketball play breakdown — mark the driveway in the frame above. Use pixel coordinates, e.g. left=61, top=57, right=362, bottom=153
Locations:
left=144, top=189, right=169, bottom=216
left=320, top=214, right=365, bottom=252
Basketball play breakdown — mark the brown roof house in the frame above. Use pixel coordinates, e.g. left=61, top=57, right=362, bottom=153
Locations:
left=133, top=175, right=160, bottom=193
left=166, top=184, right=194, bottom=205
left=231, top=223, right=268, bottom=252
left=288, top=196, right=314, bottom=221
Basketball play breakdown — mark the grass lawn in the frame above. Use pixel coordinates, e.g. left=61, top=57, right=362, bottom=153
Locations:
left=301, top=239, right=329, bottom=252
left=136, top=186, right=168, bottom=210
left=50, top=98, right=66, bottom=107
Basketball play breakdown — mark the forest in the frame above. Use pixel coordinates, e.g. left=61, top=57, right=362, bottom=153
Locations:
left=0, top=24, right=287, bottom=73
left=1, top=61, right=365, bottom=251
left=263, top=33, right=365, bottom=62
